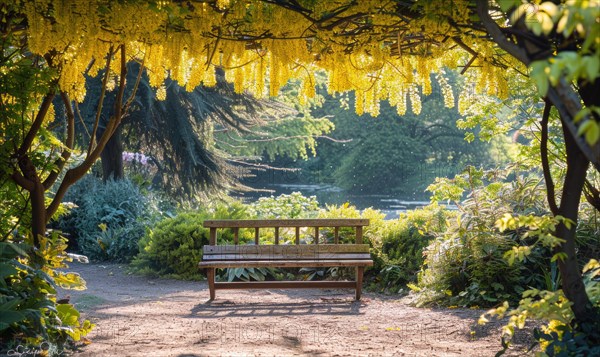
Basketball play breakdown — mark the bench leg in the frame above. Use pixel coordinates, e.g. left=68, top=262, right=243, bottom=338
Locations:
left=207, top=268, right=216, bottom=300
left=355, top=266, right=364, bottom=300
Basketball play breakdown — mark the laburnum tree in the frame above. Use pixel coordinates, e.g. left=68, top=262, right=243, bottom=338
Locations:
left=1, top=0, right=598, bottom=339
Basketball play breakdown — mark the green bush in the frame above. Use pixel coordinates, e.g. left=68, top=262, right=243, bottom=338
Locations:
left=576, top=203, right=600, bottom=265
left=131, top=212, right=209, bottom=280
left=58, top=176, right=159, bottom=262
left=482, top=259, right=600, bottom=356
left=132, top=201, right=252, bottom=280
left=375, top=204, right=453, bottom=293
left=317, top=203, right=386, bottom=246
left=314, top=204, right=386, bottom=281
left=250, top=192, right=319, bottom=218
left=0, top=236, right=93, bottom=355
left=412, top=167, right=554, bottom=307
left=222, top=267, right=278, bottom=282
left=314, top=202, right=449, bottom=290
left=315, top=202, right=456, bottom=293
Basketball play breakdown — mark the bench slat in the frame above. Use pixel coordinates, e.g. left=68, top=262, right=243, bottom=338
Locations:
left=199, top=259, right=374, bottom=268
left=203, top=244, right=370, bottom=254
left=202, top=253, right=372, bottom=260
left=203, top=219, right=369, bottom=228
left=214, top=281, right=357, bottom=289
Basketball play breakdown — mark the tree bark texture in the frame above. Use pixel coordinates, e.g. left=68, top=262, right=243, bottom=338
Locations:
left=99, top=124, right=125, bottom=181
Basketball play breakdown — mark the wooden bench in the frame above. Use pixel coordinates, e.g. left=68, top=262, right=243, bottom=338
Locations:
left=199, top=219, right=372, bottom=300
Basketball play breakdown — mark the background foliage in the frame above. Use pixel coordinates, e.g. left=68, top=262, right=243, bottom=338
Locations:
left=274, top=73, right=511, bottom=197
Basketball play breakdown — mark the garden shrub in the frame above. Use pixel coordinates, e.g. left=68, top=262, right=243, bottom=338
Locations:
left=250, top=192, right=319, bottom=218
left=375, top=204, right=453, bottom=293
left=222, top=267, right=278, bottom=282
left=313, top=202, right=450, bottom=290
left=132, top=201, right=253, bottom=280
left=317, top=203, right=386, bottom=246
left=57, top=176, right=159, bottom=262
left=412, top=167, right=554, bottom=307
left=576, top=204, right=600, bottom=266
left=481, top=259, right=600, bottom=356
left=0, top=235, right=93, bottom=355
left=131, top=212, right=210, bottom=280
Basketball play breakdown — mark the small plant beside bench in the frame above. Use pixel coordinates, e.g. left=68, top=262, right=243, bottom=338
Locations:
left=199, top=219, right=373, bottom=300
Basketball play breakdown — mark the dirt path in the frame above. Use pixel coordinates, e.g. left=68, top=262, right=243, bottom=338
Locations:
left=60, top=263, right=531, bottom=356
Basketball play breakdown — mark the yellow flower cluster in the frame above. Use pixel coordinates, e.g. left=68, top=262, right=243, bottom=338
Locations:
left=436, top=71, right=455, bottom=109
left=21, top=0, right=515, bottom=115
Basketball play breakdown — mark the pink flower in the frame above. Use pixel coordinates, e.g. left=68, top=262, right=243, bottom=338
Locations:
left=122, top=151, right=151, bottom=165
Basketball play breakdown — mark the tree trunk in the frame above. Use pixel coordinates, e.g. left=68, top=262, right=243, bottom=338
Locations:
left=16, top=154, right=47, bottom=267
left=555, top=124, right=599, bottom=329
left=99, top=124, right=125, bottom=181
left=30, top=181, right=46, bottom=246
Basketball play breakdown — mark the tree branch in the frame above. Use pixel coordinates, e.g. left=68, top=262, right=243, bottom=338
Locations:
left=10, top=170, right=34, bottom=191
left=123, top=57, right=145, bottom=114
left=540, top=100, right=559, bottom=215
left=88, top=45, right=114, bottom=155
left=475, top=0, right=530, bottom=65
left=43, top=91, right=75, bottom=189
left=17, top=91, right=55, bottom=157
left=111, top=44, right=127, bottom=137
left=547, top=81, right=600, bottom=172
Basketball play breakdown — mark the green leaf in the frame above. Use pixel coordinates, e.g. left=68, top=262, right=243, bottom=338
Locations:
left=585, top=121, right=600, bottom=145
left=585, top=56, right=599, bottom=81
left=0, top=263, right=18, bottom=279
left=577, top=120, right=593, bottom=136
left=0, top=311, right=26, bottom=331
left=574, top=108, right=591, bottom=123
left=0, top=242, right=28, bottom=259
left=530, top=61, right=549, bottom=97
left=491, top=282, right=505, bottom=291
left=497, top=0, right=520, bottom=12
left=548, top=62, right=562, bottom=86
left=551, top=252, right=568, bottom=262
left=57, top=303, right=80, bottom=327
left=0, top=298, right=21, bottom=312
left=529, top=20, right=543, bottom=36
left=577, top=120, right=600, bottom=144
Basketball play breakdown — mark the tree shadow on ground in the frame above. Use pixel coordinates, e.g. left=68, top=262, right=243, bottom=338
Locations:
left=428, top=306, right=537, bottom=354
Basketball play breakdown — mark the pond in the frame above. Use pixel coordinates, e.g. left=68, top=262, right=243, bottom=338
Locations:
left=235, top=183, right=443, bottom=219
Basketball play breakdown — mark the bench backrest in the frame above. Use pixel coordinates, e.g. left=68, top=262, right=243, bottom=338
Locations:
left=203, top=218, right=369, bottom=245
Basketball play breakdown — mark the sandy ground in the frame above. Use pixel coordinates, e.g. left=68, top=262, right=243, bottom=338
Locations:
left=59, top=262, right=533, bottom=357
